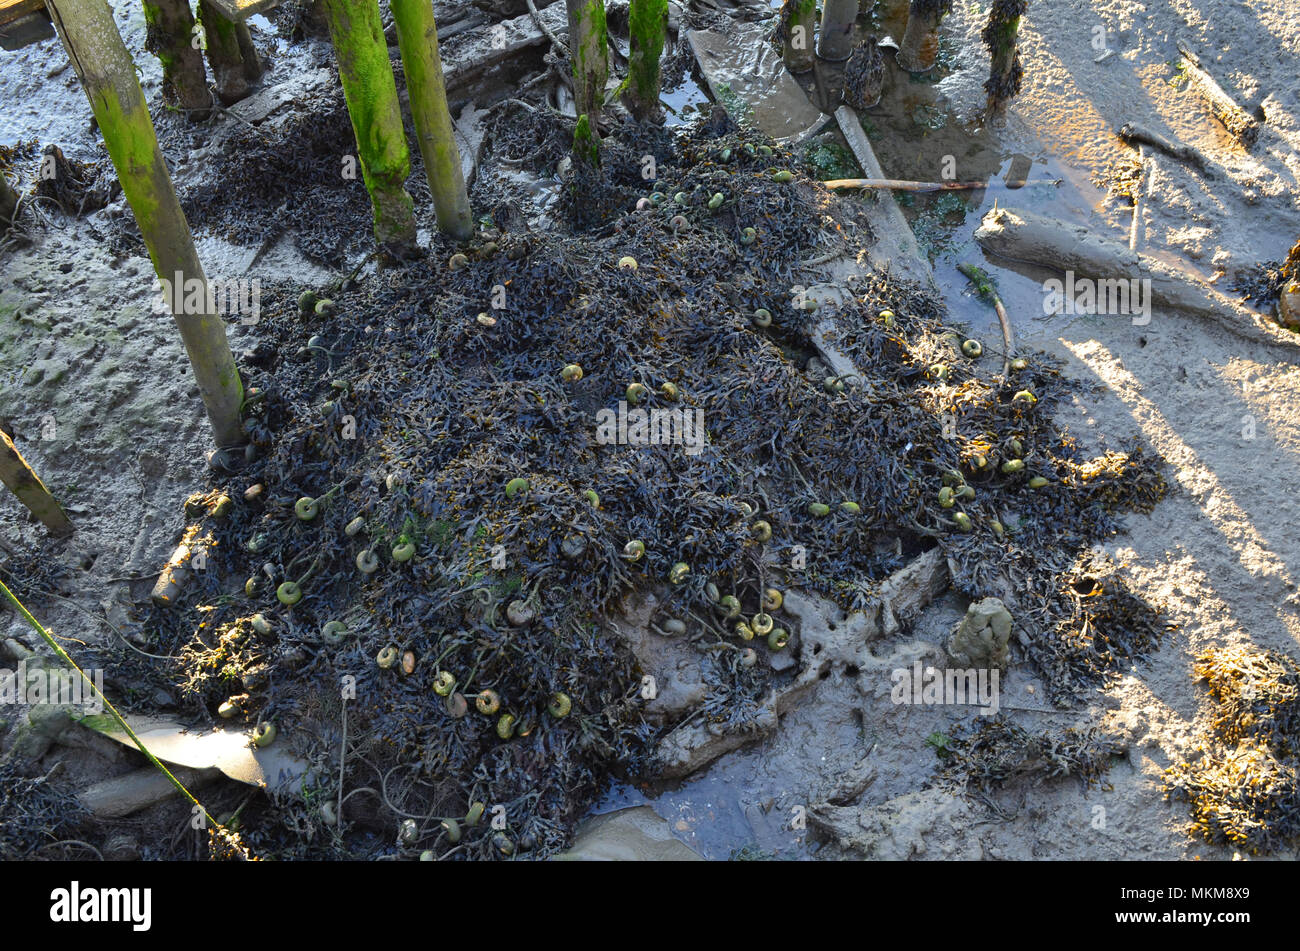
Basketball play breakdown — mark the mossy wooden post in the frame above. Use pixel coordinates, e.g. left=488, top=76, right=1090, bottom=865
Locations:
left=390, top=0, right=472, bottom=240
left=623, top=0, right=666, bottom=122
left=818, top=0, right=858, bottom=61
left=197, top=0, right=250, bottom=104
left=780, top=0, right=816, bottom=74
left=982, top=0, right=1027, bottom=108
left=141, top=0, right=211, bottom=116
left=573, top=112, right=599, bottom=165
left=566, top=0, right=607, bottom=128
left=322, top=0, right=418, bottom=254
left=0, top=431, right=72, bottom=536
left=235, top=20, right=264, bottom=82
left=45, top=0, right=246, bottom=449
left=897, top=0, right=952, bottom=72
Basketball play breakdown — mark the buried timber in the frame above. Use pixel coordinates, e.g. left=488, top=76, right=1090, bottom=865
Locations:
left=98, top=106, right=1173, bottom=860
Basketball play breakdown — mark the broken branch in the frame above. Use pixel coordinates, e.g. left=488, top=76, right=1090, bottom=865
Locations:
left=1176, top=38, right=1261, bottom=148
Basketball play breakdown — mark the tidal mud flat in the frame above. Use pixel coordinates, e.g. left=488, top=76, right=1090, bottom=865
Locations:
left=0, top=0, right=1297, bottom=863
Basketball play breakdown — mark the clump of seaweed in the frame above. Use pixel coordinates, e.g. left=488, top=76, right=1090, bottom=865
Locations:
left=180, top=88, right=378, bottom=267
left=32, top=145, right=114, bottom=217
left=936, top=718, right=1122, bottom=791
left=106, top=101, right=1169, bottom=859
left=1165, top=646, right=1300, bottom=854
left=1091, top=155, right=1143, bottom=205
left=0, top=545, right=68, bottom=608
left=1192, top=646, right=1300, bottom=752
left=0, top=758, right=94, bottom=859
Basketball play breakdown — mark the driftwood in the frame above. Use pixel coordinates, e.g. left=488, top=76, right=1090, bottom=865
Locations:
left=958, top=262, right=1015, bottom=374
left=441, top=0, right=567, bottom=93
left=834, top=105, right=936, bottom=291
left=652, top=549, right=950, bottom=780
left=824, top=177, right=1060, bottom=193
left=1128, top=145, right=1146, bottom=252
left=1177, top=38, right=1261, bottom=148
left=974, top=206, right=1299, bottom=351
left=1118, top=121, right=1210, bottom=174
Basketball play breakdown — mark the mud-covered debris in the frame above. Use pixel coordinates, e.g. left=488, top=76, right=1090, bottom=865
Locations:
left=936, top=718, right=1122, bottom=791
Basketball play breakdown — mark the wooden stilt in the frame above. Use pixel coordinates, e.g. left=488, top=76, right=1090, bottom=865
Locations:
left=321, top=0, right=418, bottom=253
left=45, top=0, right=246, bottom=449
left=0, top=430, right=72, bottom=536
left=390, top=0, right=472, bottom=239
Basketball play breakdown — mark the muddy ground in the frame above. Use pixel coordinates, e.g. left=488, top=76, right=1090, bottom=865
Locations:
left=1, top=0, right=1298, bottom=860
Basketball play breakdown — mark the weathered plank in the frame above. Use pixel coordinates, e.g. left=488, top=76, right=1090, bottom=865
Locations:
left=200, top=0, right=280, bottom=22
left=0, top=0, right=45, bottom=26
left=0, top=3, right=52, bottom=51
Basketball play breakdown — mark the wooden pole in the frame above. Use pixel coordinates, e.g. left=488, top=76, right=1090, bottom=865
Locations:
left=818, top=0, right=857, bottom=62
left=142, top=0, right=212, bottom=117
left=897, top=0, right=951, bottom=73
left=565, top=0, right=608, bottom=127
left=235, top=20, right=264, bottom=83
left=390, top=0, right=472, bottom=239
left=623, top=0, right=667, bottom=121
left=45, top=0, right=246, bottom=449
left=321, top=0, right=418, bottom=254
left=0, top=430, right=72, bottom=536
left=983, top=0, right=1027, bottom=109
left=197, top=0, right=250, bottom=104
left=780, top=0, right=816, bottom=73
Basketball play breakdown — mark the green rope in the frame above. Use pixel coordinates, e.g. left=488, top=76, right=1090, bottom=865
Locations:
left=0, top=577, right=229, bottom=842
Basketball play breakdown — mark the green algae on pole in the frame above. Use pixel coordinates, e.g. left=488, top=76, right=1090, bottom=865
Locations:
left=622, top=0, right=667, bottom=122
left=566, top=0, right=608, bottom=127
left=982, top=0, right=1028, bottom=109
left=0, top=430, right=72, bottom=536
left=390, top=0, right=472, bottom=239
left=896, top=0, right=952, bottom=73
left=573, top=112, right=599, bottom=165
left=321, top=0, right=418, bottom=255
left=45, top=0, right=245, bottom=449
left=779, top=0, right=816, bottom=73
left=142, top=0, right=212, bottom=117
left=198, top=0, right=250, bottom=104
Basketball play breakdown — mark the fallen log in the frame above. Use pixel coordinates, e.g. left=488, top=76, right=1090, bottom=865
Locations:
left=652, top=549, right=950, bottom=779
left=1176, top=38, right=1261, bottom=148
left=974, top=206, right=1299, bottom=351
left=441, top=0, right=567, bottom=93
